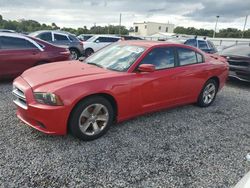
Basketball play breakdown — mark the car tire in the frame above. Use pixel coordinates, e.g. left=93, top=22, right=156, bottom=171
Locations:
left=197, top=79, right=218, bottom=107
left=85, top=48, right=94, bottom=57
left=69, top=96, right=114, bottom=141
left=69, top=49, right=80, bottom=60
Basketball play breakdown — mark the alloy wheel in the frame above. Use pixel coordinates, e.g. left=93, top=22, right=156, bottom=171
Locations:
left=78, top=104, right=109, bottom=136
left=203, top=83, right=216, bottom=104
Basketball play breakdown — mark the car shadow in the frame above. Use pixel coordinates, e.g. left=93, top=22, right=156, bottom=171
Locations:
left=0, top=78, right=14, bottom=84
left=226, top=78, right=250, bottom=90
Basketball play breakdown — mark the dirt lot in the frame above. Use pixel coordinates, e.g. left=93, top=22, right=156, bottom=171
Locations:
left=0, top=79, right=250, bottom=188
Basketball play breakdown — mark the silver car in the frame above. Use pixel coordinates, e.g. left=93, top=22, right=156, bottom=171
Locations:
left=30, top=30, right=84, bottom=60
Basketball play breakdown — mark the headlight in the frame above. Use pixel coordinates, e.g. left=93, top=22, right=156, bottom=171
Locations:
left=34, top=92, right=64, bottom=106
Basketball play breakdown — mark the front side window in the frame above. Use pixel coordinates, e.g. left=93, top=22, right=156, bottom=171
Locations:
left=139, top=47, right=175, bottom=70
left=85, top=44, right=145, bottom=72
left=38, top=32, right=52, bottom=41
left=0, top=36, right=36, bottom=50
left=178, top=48, right=198, bottom=66
left=198, top=40, right=209, bottom=50
left=109, top=38, right=120, bottom=42
left=54, top=34, right=69, bottom=41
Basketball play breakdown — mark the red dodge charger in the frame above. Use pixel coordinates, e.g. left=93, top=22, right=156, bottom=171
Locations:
left=13, top=41, right=229, bottom=140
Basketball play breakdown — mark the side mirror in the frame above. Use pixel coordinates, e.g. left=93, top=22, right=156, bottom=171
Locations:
left=95, top=40, right=100, bottom=43
left=137, top=64, right=155, bottom=73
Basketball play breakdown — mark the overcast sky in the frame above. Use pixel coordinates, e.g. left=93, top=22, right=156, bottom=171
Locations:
left=0, top=0, right=249, bottom=30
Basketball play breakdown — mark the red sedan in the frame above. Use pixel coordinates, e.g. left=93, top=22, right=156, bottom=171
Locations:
left=0, top=33, right=71, bottom=79
left=13, top=41, right=229, bottom=140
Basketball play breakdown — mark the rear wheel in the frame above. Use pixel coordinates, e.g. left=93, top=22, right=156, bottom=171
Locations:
left=69, top=96, right=114, bottom=141
left=69, top=49, right=80, bottom=60
left=197, top=79, right=218, bottom=107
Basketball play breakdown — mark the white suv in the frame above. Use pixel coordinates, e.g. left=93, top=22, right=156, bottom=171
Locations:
left=83, top=35, right=120, bottom=56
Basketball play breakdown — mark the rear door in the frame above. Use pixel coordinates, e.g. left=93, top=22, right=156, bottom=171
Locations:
left=0, top=36, right=41, bottom=78
left=174, top=47, right=209, bottom=101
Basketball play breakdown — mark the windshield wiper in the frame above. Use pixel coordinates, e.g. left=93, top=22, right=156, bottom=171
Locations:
left=87, top=62, right=104, bottom=68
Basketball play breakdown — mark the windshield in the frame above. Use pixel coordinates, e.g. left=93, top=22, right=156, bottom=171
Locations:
left=85, top=44, right=145, bottom=71
left=86, top=36, right=98, bottom=42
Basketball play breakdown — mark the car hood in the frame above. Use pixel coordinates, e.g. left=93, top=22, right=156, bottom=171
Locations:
left=21, top=61, right=113, bottom=89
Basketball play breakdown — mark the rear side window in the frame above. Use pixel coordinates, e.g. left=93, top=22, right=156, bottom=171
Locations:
left=54, top=34, right=69, bottom=41
left=68, top=35, right=80, bottom=42
left=178, top=48, right=203, bottom=66
left=38, top=32, right=52, bottom=42
left=109, top=38, right=120, bottom=42
left=185, top=39, right=197, bottom=47
left=140, top=47, right=175, bottom=70
left=0, top=36, right=37, bottom=50
left=96, top=37, right=106, bottom=42
left=198, top=40, right=209, bottom=50
left=97, top=37, right=119, bottom=43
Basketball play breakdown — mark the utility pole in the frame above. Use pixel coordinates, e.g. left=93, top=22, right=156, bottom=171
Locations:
left=119, top=13, right=122, bottom=35
left=213, top=16, right=220, bottom=38
left=242, top=15, right=248, bottom=38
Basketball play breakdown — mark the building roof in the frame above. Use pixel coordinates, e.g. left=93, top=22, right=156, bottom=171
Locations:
left=133, top=21, right=174, bottom=25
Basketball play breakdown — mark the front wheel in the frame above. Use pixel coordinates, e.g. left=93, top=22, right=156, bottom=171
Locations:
left=197, top=79, right=218, bottom=107
left=85, top=48, right=94, bottom=57
left=69, top=96, right=114, bottom=141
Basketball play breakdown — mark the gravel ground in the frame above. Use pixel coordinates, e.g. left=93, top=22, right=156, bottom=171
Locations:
left=0, top=79, right=250, bottom=188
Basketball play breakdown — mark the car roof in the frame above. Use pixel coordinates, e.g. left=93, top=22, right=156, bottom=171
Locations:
left=118, top=40, right=205, bottom=54
left=30, top=30, right=75, bottom=36
left=92, top=35, right=121, bottom=38
left=0, top=32, right=28, bottom=39
left=118, top=40, right=176, bottom=48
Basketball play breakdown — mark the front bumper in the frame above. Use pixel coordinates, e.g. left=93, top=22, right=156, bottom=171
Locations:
left=13, top=76, right=70, bottom=135
left=229, top=65, right=250, bottom=82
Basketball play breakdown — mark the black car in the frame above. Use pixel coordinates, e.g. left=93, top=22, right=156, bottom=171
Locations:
left=184, top=38, right=217, bottom=54
left=220, top=44, right=250, bottom=82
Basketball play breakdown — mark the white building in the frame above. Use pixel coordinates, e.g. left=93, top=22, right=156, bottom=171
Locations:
left=130, top=22, right=175, bottom=36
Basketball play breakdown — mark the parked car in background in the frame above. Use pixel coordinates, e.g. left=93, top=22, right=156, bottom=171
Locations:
left=184, top=38, right=218, bottom=54
left=29, top=30, right=83, bottom=60
left=121, top=35, right=143, bottom=40
left=220, top=44, right=250, bottom=82
left=13, top=41, right=228, bottom=141
left=78, top=34, right=94, bottom=41
left=0, top=32, right=70, bottom=79
left=83, top=35, right=120, bottom=57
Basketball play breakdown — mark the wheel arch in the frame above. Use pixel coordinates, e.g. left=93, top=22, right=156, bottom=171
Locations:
left=69, top=47, right=80, bottom=54
left=67, top=92, right=118, bottom=133
left=207, top=76, right=220, bottom=89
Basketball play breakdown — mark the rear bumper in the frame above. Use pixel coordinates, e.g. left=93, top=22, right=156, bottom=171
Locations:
left=229, top=65, right=250, bottom=82
left=13, top=77, right=70, bottom=135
